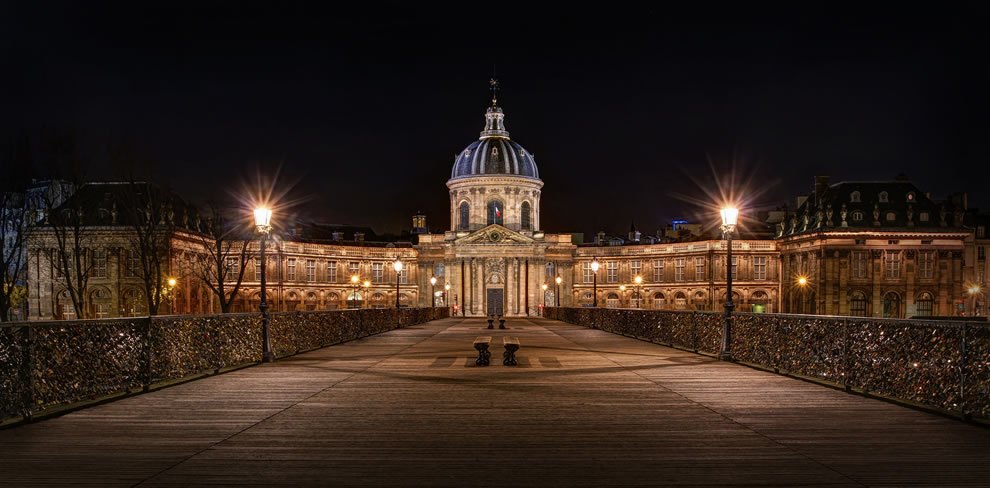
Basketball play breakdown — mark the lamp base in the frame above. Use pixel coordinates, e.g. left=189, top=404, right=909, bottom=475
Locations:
left=719, top=351, right=734, bottom=362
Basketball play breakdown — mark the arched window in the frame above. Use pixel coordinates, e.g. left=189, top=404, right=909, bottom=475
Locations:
left=852, top=211, right=864, bottom=222
left=751, top=291, right=769, bottom=313
left=606, top=292, right=620, bottom=308
left=850, top=191, right=861, bottom=203
left=916, top=292, right=934, bottom=317
left=652, top=292, right=666, bottom=309
left=693, top=291, right=707, bottom=311
left=487, top=199, right=504, bottom=225
left=458, top=202, right=470, bottom=230
left=674, top=292, right=687, bottom=309
left=882, top=292, right=901, bottom=318
left=849, top=291, right=867, bottom=317
left=305, top=292, right=318, bottom=311
left=521, top=201, right=532, bottom=230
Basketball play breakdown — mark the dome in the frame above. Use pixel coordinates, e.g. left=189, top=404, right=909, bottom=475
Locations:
left=450, top=106, right=540, bottom=180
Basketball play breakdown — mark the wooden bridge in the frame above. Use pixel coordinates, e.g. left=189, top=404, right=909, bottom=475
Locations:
left=2, top=316, right=989, bottom=486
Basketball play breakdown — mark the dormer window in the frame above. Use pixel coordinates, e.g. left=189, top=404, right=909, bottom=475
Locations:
left=852, top=211, right=864, bottom=222
left=886, top=212, right=896, bottom=221
left=879, top=191, right=889, bottom=203
left=850, top=191, right=861, bottom=203
left=906, top=192, right=915, bottom=202
left=919, top=212, right=930, bottom=222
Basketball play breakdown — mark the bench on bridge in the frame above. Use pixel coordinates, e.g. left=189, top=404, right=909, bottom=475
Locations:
left=502, top=336, right=520, bottom=366
left=473, top=336, right=492, bottom=366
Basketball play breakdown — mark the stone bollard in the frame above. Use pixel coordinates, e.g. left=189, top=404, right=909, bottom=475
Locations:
left=498, top=316, right=506, bottom=329
left=487, top=316, right=494, bottom=329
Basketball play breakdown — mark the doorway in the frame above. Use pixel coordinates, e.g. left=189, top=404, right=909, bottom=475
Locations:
left=487, top=288, right=504, bottom=316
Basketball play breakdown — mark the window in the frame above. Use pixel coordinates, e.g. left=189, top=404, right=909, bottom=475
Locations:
left=879, top=191, right=888, bottom=203
left=254, top=258, right=262, bottom=281
left=546, top=262, right=556, bottom=279
left=918, top=251, right=935, bottom=279
left=226, top=257, right=240, bottom=280
left=306, top=259, right=316, bottom=282
left=606, top=292, right=619, bottom=308
left=674, top=258, right=686, bottom=281
left=286, top=258, right=296, bottom=281
left=978, top=247, right=986, bottom=260
left=458, top=202, right=470, bottom=230
left=850, top=191, right=861, bottom=203
left=487, top=199, right=504, bottom=226
left=884, top=251, right=901, bottom=279
left=653, top=292, right=666, bottom=309
left=850, top=291, right=868, bottom=317
left=978, top=225, right=986, bottom=238
left=327, top=261, right=337, bottom=282
left=695, top=257, right=705, bottom=281
left=521, top=201, right=532, bottom=230
left=653, top=259, right=664, bottom=282
left=852, top=251, right=868, bottom=279
left=606, top=261, right=618, bottom=283
left=886, top=212, right=896, bottom=221
left=852, top=211, right=864, bottom=222
left=348, top=262, right=360, bottom=277
left=94, top=303, right=110, bottom=319
left=434, top=262, right=445, bottom=277
left=125, top=250, right=140, bottom=278
left=372, top=262, right=384, bottom=283
left=693, top=291, right=707, bottom=310
left=630, top=260, right=641, bottom=281
left=92, top=249, right=107, bottom=278
left=398, top=266, right=408, bottom=284
left=730, top=256, right=738, bottom=280
left=883, top=292, right=900, bottom=318
left=753, top=256, right=767, bottom=280
left=582, top=262, right=594, bottom=283
left=916, top=292, right=934, bottom=317
left=920, top=212, right=929, bottom=222
left=674, top=292, right=687, bottom=308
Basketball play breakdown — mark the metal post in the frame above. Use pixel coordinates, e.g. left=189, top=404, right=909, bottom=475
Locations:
left=721, top=233, right=734, bottom=361
left=260, top=235, right=273, bottom=362
left=593, top=271, right=598, bottom=307
left=431, top=283, right=436, bottom=308
left=395, top=275, right=400, bottom=309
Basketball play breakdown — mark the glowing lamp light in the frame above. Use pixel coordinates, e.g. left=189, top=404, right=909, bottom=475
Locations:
left=555, top=276, right=562, bottom=285
left=634, top=275, right=643, bottom=285
left=167, top=277, right=177, bottom=288
left=393, top=258, right=404, bottom=273
left=351, top=275, right=360, bottom=284
left=541, top=283, right=548, bottom=291
left=590, top=258, right=600, bottom=273
left=444, top=283, right=451, bottom=291
left=430, top=276, right=437, bottom=286
left=797, top=276, right=809, bottom=287
left=253, top=207, right=273, bottom=228
left=720, top=206, right=739, bottom=227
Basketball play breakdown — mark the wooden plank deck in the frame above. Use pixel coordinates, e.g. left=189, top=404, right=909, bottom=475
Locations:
left=2, top=316, right=989, bottom=487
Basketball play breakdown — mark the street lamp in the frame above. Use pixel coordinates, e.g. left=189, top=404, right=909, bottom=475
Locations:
left=719, top=206, right=738, bottom=361
left=968, top=285, right=983, bottom=316
left=541, top=283, right=548, bottom=314
left=393, top=257, right=403, bottom=308
left=555, top=275, right=562, bottom=307
left=430, top=276, right=437, bottom=308
left=634, top=275, right=642, bottom=308
left=444, top=282, right=451, bottom=311
left=351, top=274, right=360, bottom=308
left=254, top=206, right=274, bottom=363
left=590, top=257, right=600, bottom=307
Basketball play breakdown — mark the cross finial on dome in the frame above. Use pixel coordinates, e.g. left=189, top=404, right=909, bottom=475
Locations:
left=489, top=78, right=500, bottom=107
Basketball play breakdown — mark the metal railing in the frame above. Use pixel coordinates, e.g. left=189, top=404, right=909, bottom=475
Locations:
left=0, top=307, right=449, bottom=424
left=545, top=307, right=990, bottom=421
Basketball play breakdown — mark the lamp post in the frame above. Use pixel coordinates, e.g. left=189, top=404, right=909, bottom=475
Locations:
left=254, top=207, right=274, bottom=363
left=591, top=257, right=600, bottom=307
left=541, top=283, right=548, bottom=314
left=430, top=276, right=437, bottom=308
left=720, top=206, right=738, bottom=362
left=634, top=275, right=643, bottom=308
left=444, top=283, right=451, bottom=312
left=351, top=274, right=360, bottom=308
left=555, top=275, right=562, bottom=307
left=969, top=285, right=983, bottom=316
left=393, top=257, right=403, bottom=309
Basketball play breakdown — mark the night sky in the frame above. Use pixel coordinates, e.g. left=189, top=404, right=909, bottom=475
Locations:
left=3, top=3, right=987, bottom=239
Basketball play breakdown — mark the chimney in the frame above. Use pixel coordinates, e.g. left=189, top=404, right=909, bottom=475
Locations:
left=814, top=176, right=829, bottom=203
left=628, top=220, right=641, bottom=243
left=596, top=231, right=606, bottom=245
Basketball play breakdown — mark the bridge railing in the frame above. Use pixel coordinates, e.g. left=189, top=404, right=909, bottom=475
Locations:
left=0, top=307, right=449, bottom=425
left=544, top=307, right=990, bottom=421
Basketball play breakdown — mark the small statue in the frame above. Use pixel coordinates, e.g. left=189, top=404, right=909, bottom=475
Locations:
left=873, top=203, right=880, bottom=226
left=840, top=204, right=847, bottom=226
left=111, top=202, right=118, bottom=225
left=814, top=206, right=823, bottom=229
left=906, top=204, right=914, bottom=227
left=776, top=220, right=785, bottom=237
left=940, top=204, right=947, bottom=226
left=789, top=214, right=798, bottom=234
left=802, top=207, right=810, bottom=232
left=826, top=204, right=834, bottom=226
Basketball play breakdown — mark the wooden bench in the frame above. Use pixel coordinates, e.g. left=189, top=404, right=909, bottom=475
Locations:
left=473, top=336, right=492, bottom=366
left=502, top=336, right=520, bottom=366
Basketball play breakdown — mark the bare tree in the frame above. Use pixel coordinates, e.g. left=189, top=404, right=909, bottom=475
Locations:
left=42, top=192, right=98, bottom=319
left=0, top=192, right=28, bottom=321
left=120, top=182, right=176, bottom=316
left=189, top=203, right=253, bottom=313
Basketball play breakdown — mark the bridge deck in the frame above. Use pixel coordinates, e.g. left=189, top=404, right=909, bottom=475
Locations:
left=2, top=317, right=989, bottom=487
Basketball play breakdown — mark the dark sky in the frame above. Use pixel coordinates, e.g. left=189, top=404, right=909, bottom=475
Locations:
left=3, top=2, right=988, bottom=238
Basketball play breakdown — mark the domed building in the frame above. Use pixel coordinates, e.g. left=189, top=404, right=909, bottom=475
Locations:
left=416, top=93, right=577, bottom=316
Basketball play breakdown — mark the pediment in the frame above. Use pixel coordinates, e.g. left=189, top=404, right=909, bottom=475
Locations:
left=455, top=224, right=535, bottom=245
